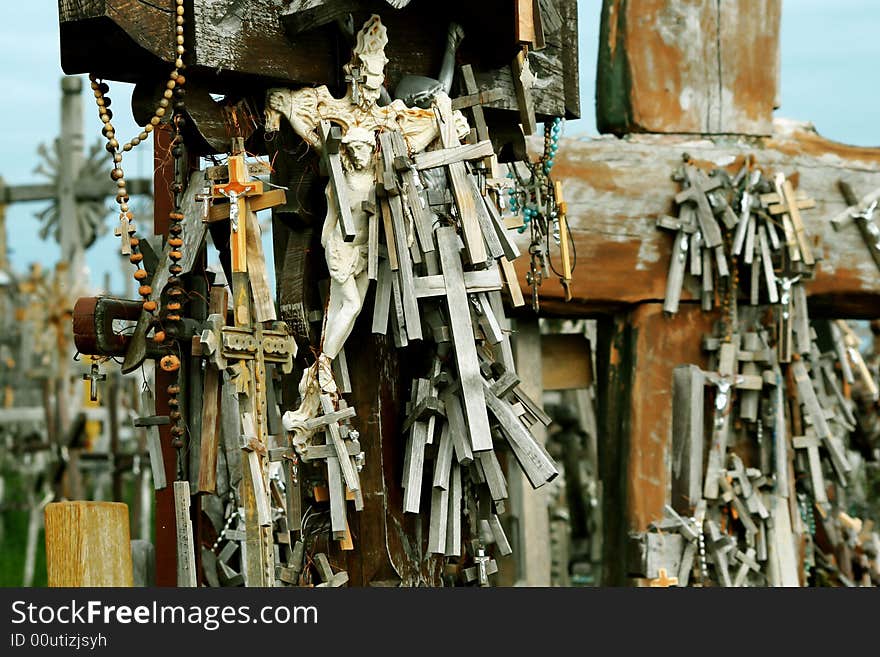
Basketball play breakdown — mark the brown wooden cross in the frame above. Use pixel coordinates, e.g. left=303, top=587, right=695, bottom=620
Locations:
left=546, top=1, right=880, bottom=586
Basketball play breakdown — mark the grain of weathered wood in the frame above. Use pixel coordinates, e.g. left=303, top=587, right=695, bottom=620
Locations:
left=529, top=126, right=880, bottom=317
left=197, top=286, right=229, bottom=495
left=596, top=0, right=781, bottom=135
left=45, top=501, right=133, bottom=586
left=670, top=365, right=704, bottom=514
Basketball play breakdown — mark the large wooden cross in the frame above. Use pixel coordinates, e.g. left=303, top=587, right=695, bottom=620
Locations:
left=60, top=0, right=580, bottom=587
left=537, top=0, right=880, bottom=585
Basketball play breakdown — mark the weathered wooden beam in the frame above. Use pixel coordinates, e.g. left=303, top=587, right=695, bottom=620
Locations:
left=597, top=304, right=713, bottom=585
left=597, top=0, right=781, bottom=135
left=527, top=126, right=880, bottom=318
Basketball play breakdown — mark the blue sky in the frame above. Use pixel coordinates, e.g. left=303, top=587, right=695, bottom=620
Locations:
left=1, top=1, right=878, bottom=292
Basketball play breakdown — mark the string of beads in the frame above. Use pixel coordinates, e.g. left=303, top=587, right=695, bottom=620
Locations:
left=89, top=0, right=189, bottom=453
left=507, top=117, right=563, bottom=234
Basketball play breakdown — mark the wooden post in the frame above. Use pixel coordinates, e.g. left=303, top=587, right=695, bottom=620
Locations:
left=58, top=76, right=85, bottom=284
left=510, top=317, right=550, bottom=586
left=153, top=124, right=180, bottom=587
left=597, top=303, right=713, bottom=585
left=45, top=501, right=133, bottom=586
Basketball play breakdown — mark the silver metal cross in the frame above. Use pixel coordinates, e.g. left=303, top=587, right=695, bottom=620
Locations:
left=776, top=275, right=801, bottom=320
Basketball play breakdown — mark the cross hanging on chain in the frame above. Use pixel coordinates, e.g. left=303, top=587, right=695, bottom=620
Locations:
left=82, top=361, right=106, bottom=402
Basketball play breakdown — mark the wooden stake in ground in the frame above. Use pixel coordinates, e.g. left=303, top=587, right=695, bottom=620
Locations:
left=45, top=501, right=133, bottom=586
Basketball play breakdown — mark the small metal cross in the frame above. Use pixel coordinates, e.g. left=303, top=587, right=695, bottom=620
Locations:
left=345, top=65, right=367, bottom=106
left=474, top=548, right=491, bottom=586
left=217, top=187, right=251, bottom=233
left=776, top=274, right=801, bottom=321
left=83, top=362, right=106, bottom=402
left=196, top=185, right=214, bottom=222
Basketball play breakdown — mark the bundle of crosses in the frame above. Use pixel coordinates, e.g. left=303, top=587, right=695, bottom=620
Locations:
left=629, top=157, right=880, bottom=587
left=262, top=15, right=563, bottom=586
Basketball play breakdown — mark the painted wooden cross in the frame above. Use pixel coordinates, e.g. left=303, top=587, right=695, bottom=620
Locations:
left=200, top=140, right=296, bottom=586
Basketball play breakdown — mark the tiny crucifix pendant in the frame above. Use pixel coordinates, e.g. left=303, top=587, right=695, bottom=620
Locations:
left=114, top=214, right=137, bottom=256
left=221, top=189, right=242, bottom=232
left=83, top=362, right=106, bottom=402
left=196, top=186, right=214, bottom=223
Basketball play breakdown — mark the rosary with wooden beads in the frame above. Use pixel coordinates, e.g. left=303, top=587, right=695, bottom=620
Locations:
left=89, top=0, right=190, bottom=457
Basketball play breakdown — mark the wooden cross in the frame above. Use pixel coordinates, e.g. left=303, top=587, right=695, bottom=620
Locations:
left=792, top=428, right=829, bottom=508
left=760, top=174, right=817, bottom=265
left=704, top=518, right=735, bottom=587
left=791, top=357, right=851, bottom=484
left=732, top=548, right=761, bottom=587
left=774, top=274, right=801, bottom=363
left=295, top=395, right=363, bottom=541
left=434, top=226, right=494, bottom=452
left=114, top=215, right=137, bottom=256
left=656, top=206, right=698, bottom=314
left=211, top=140, right=266, bottom=295
left=675, top=164, right=725, bottom=249
left=736, top=332, right=773, bottom=422
left=314, top=553, right=349, bottom=587
left=648, top=567, right=678, bottom=587
left=452, top=66, right=504, bottom=142
left=835, top=320, right=879, bottom=400
left=133, top=388, right=169, bottom=491
left=435, top=98, right=489, bottom=267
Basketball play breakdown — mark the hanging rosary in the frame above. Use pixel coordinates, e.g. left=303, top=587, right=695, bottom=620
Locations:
left=89, top=0, right=189, bottom=457
left=505, top=117, right=574, bottom=310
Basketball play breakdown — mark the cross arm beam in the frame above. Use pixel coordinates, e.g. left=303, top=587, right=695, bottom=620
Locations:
left=526, top=127, right=880, bottom=318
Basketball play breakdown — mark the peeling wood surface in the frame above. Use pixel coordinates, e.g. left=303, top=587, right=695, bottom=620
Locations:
left=596, top=305, right=712, bottom=584
left=60, top=1, right=578, bottom=125
left=518, top=124, right=880, bottom=318
left=597, top=0, right=780, bottom=135
left=626, top=303, right=713, bottom=533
